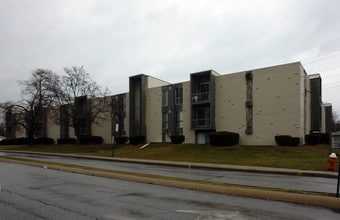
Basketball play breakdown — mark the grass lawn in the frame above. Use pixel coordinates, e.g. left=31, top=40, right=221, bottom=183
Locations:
left=0, top=144, right=339, bottom=171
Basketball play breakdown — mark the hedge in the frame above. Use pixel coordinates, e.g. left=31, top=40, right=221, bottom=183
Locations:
left=0, top=137, right=55, bottom=145
left=290, top=137, right=300, bottom=147
left=275, top=135, right=300, bottom=146
left=304, top=133, right=330, bottom=145
left=209, top=131, right=239, bottom=146
left=115, top=136, right=128, bottom=145
left=79, top=136, right=103, bottom=145
left=275, top=135, right=292, bottom=146
left=57, top=138, right=76, bottom=145
left=0, top=138, right=23, bottom=145
left=129, top=136, right=145, bottom=145
left=170, top=135, right=185, bottom=144
left=34, top=137, right=54, bottom=145
left=305, top=134, right=321, bottom=145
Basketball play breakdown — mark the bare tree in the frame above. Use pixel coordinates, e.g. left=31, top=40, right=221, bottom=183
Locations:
left=0, top=69, right=59, bottom=145
left=54, top=66, right=111, bottom=144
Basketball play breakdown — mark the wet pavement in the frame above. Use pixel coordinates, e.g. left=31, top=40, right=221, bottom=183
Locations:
left=1, top=161, right=340, bottom=220
left=0, top=151, right=338, bottom=194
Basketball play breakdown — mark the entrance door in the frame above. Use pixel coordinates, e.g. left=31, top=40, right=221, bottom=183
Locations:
left=196, top=132, right=207, bottom=144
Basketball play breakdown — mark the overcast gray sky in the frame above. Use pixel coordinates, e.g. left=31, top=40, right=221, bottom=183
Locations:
left=1, top=0, right=340, bottom=114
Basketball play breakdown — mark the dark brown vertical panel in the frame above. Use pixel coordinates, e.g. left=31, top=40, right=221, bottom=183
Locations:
left=245, top=71, right=253, bottom=135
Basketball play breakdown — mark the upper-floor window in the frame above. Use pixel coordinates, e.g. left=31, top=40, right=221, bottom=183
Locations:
left=76, top=96, right=88, bottom=115
left=175, top=87, right=183, bottom=105
left=162, top=89, right=168, bottom=106
left=192, top=82, right=210, bottom=102
left=162, top=112, right=168, bottom=129
left=199, top=82, right=210, bottom=101
left=120, top=95, right=126, bottom=113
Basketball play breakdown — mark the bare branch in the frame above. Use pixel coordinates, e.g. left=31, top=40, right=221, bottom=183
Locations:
left=52, top=66, right=111, bottom=144
left=1, top=69, right=59, bottom=145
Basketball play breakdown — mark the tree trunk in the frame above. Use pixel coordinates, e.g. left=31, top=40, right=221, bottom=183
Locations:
left=27, top=128, right=34, bottom=146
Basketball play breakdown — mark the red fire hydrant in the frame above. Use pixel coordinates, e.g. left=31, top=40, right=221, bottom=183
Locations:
left=328, top=153, right=337, bottom=171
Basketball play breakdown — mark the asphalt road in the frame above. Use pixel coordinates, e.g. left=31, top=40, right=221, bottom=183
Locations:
left=1, top=161, right=340, bottom=220
left=0, top=152, right=337, bottom=194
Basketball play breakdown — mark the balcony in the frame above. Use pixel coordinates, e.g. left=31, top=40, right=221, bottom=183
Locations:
left=192, top=92, right=210, bottom=103
left=192, top=118, right=211, bottom=128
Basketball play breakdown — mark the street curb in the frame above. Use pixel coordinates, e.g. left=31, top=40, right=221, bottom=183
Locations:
left=0, top=150, right=338, bottom=178
left=1, top=156, right=340, bottom=210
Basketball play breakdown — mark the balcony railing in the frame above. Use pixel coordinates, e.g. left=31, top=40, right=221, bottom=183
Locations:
left=192, top=118, right=211, bottom=127
left=192, top=92, right=210, bottom=103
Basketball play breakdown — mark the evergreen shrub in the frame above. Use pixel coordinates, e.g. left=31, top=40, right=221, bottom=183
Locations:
left=115, top=136, right=128, bottom=145
left=319, top=133, right=330, bottom=144
left=289, top=137, right=300, bottom=147
left=0, top=138, right=15, bottom=145
left=305, top=134, right=321, bottom=145
left=129, top=136, right=145, bottom=145
left=170, top=135, right=185, bottom=144
left=275, top=135, right=292, bottom=146
left=79, top=136, right=103, bottom=144
left=0, top=137, right=29, bottom=145
left=34, top=137, right=54, bottom=145
left=57, top=138, right=76, bottom=145
left=209, top=131, right=239, bottom=146
left=275, top=135, right=300, bottom=146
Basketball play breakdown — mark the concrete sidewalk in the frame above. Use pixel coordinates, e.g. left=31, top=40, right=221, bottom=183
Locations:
left=1, top=150, right=338, bottom=178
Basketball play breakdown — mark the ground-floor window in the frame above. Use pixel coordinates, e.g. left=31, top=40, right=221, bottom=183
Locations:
left=162, top=132, right=170, bottom=142
left=176, top=110, right=183, bottom=128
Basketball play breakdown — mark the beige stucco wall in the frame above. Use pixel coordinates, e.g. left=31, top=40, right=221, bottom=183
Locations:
left=15, top=127, right=26, bottom=138
left=251, top=63, right=304, bottom=145
left=147, top=76, right=170, bottom=89
left=216, top=62, right=306, bottom=145
left=45, top=108, right=60, bottom=142
left=182, top=81, right=195, bottom=143
left=91, top=98, right=112, bottom=144
left=92, top=118, right=112, bottom=144
left=215, top=72, right=247, bottom=136
left=145, top=87, right=163, bottom=142
left=46, top=119, right=60, bottom=142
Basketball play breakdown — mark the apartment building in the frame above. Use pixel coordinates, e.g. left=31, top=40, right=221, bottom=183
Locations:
left=5, top=106, right=60, bottom=141
left=127, top=62, right=332, bottom=145
left=6, top=62, right=333, bottom=146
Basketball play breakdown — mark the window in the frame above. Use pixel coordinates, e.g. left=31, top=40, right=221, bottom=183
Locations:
left=176, top=111, right=183, bottom=128
left=175, top=87, right=183, bottom=105
left=192, top=107, right=210, bottom=127
left=162, top=132, right=170, bottom=142
left=120, top=95, right=126, bottom=113
left=192, top=82, right=210, bottom=102
left=78, top=117, right=88, bottom=135
left=77, top=99, right=86, bottom=114
left=34, top=123, right=43, bottom=138
left=162, top=89, right=168, bottom=106
left=162, top=112, right=168, bottom=129
left=200, top=82, right=210, bottom=101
